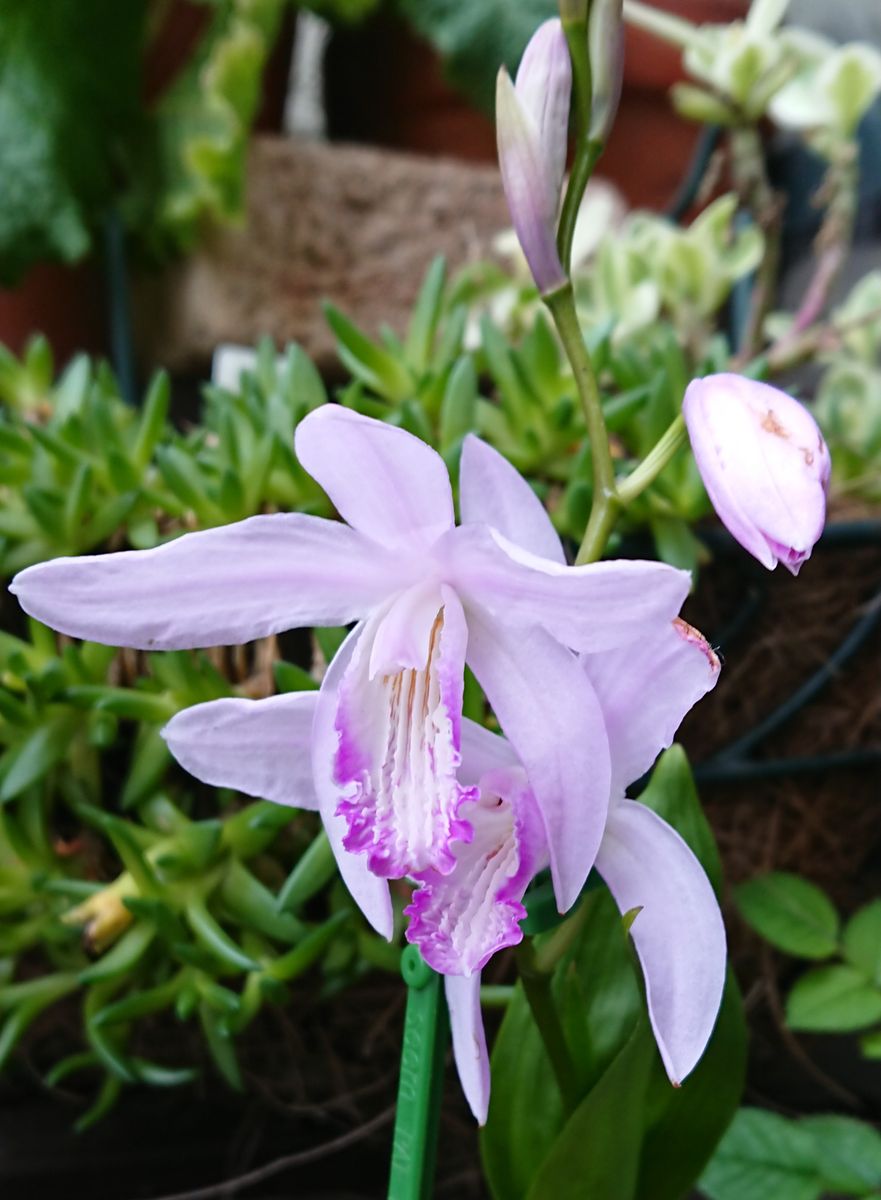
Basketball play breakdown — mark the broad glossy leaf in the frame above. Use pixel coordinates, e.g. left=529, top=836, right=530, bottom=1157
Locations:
left=735, top=872, right=839, bottom=959
left=786, top=965, right=881, bottom=1033
left=481, top=981, right=564, bottom=1200
left=525, top=1019, right=653, bottom=1200
left=843, top=900, right=881, bottom=985
left=801, top=1115, right=881, bottom=1195
left=699, top=1108, right=822, bottom=1200
left=636, top=971, right=746, bottom=1200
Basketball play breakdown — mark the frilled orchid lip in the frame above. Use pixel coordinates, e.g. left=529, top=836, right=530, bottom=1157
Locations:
left=333, top=586, right=477, bottom=879
left=405, top=763, right=547, bottom=976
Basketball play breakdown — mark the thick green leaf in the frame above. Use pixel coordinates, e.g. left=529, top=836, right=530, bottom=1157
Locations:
left=843, top=900, right=881, bottom=985
left=481, top=980, right=564, bottom=1200
left=405, top=256, right=446, bottom=374
left=560, top=888, right=642, bottom=1092
left=0, top=714, right=77, bottom=801
left=639, top=744, right=723, bottom=897
left=735, top=872, right=839, bottom=959
left=786, top=965, right=881, bottom=1033
left=699, top=1108, right=822, bottom=1200
left=801, top=1115, right=881, bottom=1195
left=636, top=972, right=747, bottom=1200
left=526, top=1019, right=653, bottom=1200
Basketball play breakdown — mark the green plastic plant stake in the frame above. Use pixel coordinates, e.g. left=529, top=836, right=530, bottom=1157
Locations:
left=387, top=944, right=449, bottom=1200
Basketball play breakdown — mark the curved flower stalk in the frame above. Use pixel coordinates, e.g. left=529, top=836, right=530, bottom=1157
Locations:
left=683, top=373, right=831, bottom=574
left=496, top=18, right=571, bottom=293
left=10, top=406, right=691, bottom=923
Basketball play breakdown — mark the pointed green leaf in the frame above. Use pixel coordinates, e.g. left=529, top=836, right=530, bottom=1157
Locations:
left=843, top=900, right=881, bottom=985
left=735, top=872, right=839, bottom=959
left=526, top=1019, right=653, bottom=1200
left=786, top=965, right=881, bottom=1033
left=699, top=1108, right=821, bottom=1200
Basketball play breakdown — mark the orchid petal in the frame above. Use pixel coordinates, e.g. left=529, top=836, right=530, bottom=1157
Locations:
left=368, top=581, right=444, bottom=677
left=312, top=625, right=393, bottom=939
left=334, top=586, right=475, bottom=878
left=459, top=435, right=565, bottom=564
left=10, top=514, right=403, bottom=650
left=445, top=973, right=490, bottom=1125
left=583, top=619, right=720, bottom=797
left=295, top=405, right=454, bottom=550
left=450, top=526, right=691, bottom=652
left=596, top=800, right=726, bottom=1084
left=406, top=765, right=546, bottom=976
left=496, top=68, right=567, bottom=295
left=515, top=18, right=572, bottom=206
left=460, top=718, right=519, bottom=787
left=162, top=693, right=319, bottom=809
left=465, top=610, right=610, bottom=912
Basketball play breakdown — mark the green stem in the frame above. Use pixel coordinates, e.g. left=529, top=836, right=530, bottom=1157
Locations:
left=517, top=941, right=580, bottom=1113
left=557, top=141, right=602, bottom=273
left=617, top=413, right=688, bottom=505
left=545, top=284, right=618, bottom=563
left=556, top=9, right=598, bottom=274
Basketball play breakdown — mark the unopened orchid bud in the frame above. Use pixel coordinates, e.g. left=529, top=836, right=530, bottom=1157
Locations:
left=496, top=19, right=571, bottom=294
left=683, top=373, right=831, bottom=575
left=588, top=0, right=624, bottom=144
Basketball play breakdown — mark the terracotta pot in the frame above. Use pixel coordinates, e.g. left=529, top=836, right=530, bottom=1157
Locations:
left=0, top=260, right=106, bottom=365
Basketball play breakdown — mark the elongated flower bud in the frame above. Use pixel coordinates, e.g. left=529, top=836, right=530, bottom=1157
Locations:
left=683, top=373, right=831, bottom=575
left=588, top=0, right=624, bottom=145
left=496, top=19, right=571, bottom=294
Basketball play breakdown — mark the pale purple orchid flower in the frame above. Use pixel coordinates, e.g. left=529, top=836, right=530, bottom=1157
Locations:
left=159, top=688, right=495, bottom=1123
left=407, top=615, right=725, bottom=1122
left=683, top=373, right=831, bottom=575
left=10, top=407, right=690, bottom=928
left=496, top=18, right=571, bottom=293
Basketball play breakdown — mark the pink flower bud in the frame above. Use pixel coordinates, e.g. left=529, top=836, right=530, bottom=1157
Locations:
left=683, top=373, right=831, bottom=575
left=496, top=19, right=571, bottom=294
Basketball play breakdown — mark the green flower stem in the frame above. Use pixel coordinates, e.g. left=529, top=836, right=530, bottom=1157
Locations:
left=556, top=6, right=600, bottom=273
left=516, top=939, right=580, bottom=1113
left=616, top=413, right=688, bottom=505
left=545, top=283, right=619, bottom=563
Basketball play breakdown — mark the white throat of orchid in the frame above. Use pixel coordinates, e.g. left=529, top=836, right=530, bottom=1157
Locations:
left=405, top=766, right=546, bottom=977
left=333, top=586, right=476, bottom=879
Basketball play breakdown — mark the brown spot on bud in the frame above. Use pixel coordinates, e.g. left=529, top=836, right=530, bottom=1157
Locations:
left=761, top=409, right=788, bottom=438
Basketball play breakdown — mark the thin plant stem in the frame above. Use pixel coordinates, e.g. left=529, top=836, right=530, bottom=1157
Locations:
left=557, top=8, right=600, bottom=274
left=617, top=413, right=688, bottom=505
left=545, top=284, right=619, bottom=563
left=516, top=940, right=580, bottom=1113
